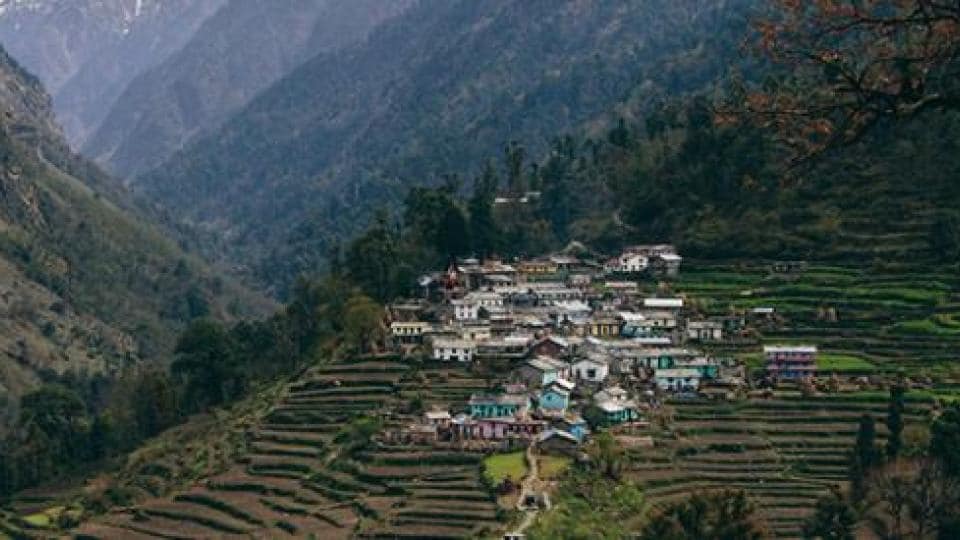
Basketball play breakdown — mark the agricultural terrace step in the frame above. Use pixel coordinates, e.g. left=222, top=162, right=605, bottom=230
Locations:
left=266, top=408, right=358, bottom=422
left=634, top=470, right=832, bottom=487
left=361, top=465, right=480, bottom=480
left=177, top=487, right=317, bottom=528
left=311, top=469, right=387, bottom=494
left=283, top=395, right=391, bottom=405
left=404, top=500, right=498, bottom=513
left=675, top=422, right=877, bottom=436
left=317, top=361, right=410, bottom=372
left=72, top=523, right=159, bottom=540
left=101, top=512, right=247, bottom=539
left=258, top=422, right=341, bottom=433
left=265, top=407, right=364, bottom=422
left=680, top=452, right=781, bottom=464
left=408, top=489, right=493, bottom=502
left=207, top=473, right=326, bottom=505
left=308, top=373, right=405, bottom=384
left=292, top=375, right=402, bottom=390
left=363, top=523, right=483, bottom=539
left=395, top=506, right=498, bottom=521
left=673, top=412, right=927, bottom=424
left=357, top=451, right=482, bottom=466
left=140, top=501, right=255, bottom=534
left=390, top=516, right=501, bottom=532
left=391, top=480, right=484, bottom=491
left=245, top=454, right=323, bottom=472
left=273, top=400, right=386, bottom=411
left=288, top=386, right=395, bottom=398
left=246, top=466, right=307, bottom=480
left=253, top=430, right=329, bottom=447
left=670, top=400, right=929, bottom=414
left=677, top=462, right=786, bottom=473
left=249, top=441, right=322, bottom=458
left=174, top=490, right=267, bottom=526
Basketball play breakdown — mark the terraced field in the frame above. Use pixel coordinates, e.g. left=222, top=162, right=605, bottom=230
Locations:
left=628, top=391, right=936, bottom=538
left=72, top=356, right=504, bottom=539
left=672, top=262, right=960, bottom=376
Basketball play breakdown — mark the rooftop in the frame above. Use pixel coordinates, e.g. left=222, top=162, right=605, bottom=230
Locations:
left=643, top=297, right=684, bottom=309
left=764, top=345, right=818, bottom=354
left=655, top=368, right=703, bottom=378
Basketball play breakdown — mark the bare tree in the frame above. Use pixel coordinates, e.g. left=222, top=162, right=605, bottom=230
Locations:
left=728, top=1, right=960, bottom=164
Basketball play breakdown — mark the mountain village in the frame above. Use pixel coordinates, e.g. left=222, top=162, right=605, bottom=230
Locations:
left=383, top=245, right=818, bottom=460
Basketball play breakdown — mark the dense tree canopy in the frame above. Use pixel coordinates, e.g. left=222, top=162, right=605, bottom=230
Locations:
left=737, top=0, right=960, bottom=162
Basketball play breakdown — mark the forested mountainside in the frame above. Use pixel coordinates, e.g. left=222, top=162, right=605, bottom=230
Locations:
left=137, top=0, right=754, bottom=295
left=0, top=0, right=224, bottom=145
left=0, top=45, right=271, bottom=426
left=84, top=0, right=414, bottom=178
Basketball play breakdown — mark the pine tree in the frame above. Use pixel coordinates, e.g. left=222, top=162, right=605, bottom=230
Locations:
left=802, top=488, right=857, bottom=540
left=886, top=381, right=905, bottom=460
left=850, top=414, right=878, bottom=498
left=468, top=163, right=501, bottom=257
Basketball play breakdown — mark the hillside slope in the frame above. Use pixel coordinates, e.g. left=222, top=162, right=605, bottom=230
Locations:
left=136, top=0, right=753, bottom=293
left=0, top=0, right=224, bottom=144
left=0, top=45, right=272, bottom=422
left=68, top=354, right=503, bottom=539
left=84, top=0, right=414, bottom=178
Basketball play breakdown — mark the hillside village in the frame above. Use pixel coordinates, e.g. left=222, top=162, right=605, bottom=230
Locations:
left=384, top=244, right=819, bottom=473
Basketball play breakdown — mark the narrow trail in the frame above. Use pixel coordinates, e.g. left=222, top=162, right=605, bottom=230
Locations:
left=511, top=444, right=542, bottom=536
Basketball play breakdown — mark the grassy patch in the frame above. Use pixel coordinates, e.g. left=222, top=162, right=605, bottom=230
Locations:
left=892, top=318, right=960, bottom=336
left=483, top=451, right=527, bottom=485
left=817, top=354, right=876, bottom=372
left=539, top=456, right=572, bottom=480
left=22, top=513, right=52, bottom=529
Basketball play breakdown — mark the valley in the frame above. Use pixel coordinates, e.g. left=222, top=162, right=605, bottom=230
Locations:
left=1, top=1, right=959, bottom=538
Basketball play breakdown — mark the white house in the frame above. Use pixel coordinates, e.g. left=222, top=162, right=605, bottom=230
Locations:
left=687, top=320, right=723, bottom=342
left=656, top=253, right=683, bottom=276
left=594, top=385, right=630, bottom=404
left=451, top=299, right=479, bottom=321
left=572, top=356, right=610, bottom=383
left=608, top=253, right=648, bottom=273
left=464, top=291, right=503, bottom=309
left=628, top=310, right=678, bottom=335
left=459, top=324, right=492, bottom=341
left=643, top=297, right=684, bottom=310
left=654, top=368, right=701, bottom=392
left=432, top=338, right=477, bottom=362
left=391, top=321, right=432, bottom=343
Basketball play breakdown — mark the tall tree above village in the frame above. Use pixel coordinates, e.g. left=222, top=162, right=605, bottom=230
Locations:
left=734, top=0, right=960, bottom=163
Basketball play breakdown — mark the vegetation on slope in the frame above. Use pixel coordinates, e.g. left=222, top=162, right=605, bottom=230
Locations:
left=138, top=0, right=757, bottom=296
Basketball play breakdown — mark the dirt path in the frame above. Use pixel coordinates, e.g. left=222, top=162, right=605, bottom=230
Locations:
left=511, top=444, right=542, bottom=536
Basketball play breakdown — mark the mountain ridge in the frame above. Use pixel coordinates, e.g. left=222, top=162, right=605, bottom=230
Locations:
left=83, top=0, right=414, bottom=177
left=136, top=0, right=752, bottom=294
left=0, top=43, right=273, bottom=425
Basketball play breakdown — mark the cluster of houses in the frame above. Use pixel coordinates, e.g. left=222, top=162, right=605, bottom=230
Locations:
left=388, top=245, right=819, bottom=454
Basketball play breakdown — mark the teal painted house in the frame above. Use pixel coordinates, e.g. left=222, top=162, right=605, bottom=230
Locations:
left=539, top=386, right=570, bottom=412
left=597, top=400, right=641, bottom=424
left=468, top=394, right=529, bottom=418
left=555, top=415, right=589, bottom=441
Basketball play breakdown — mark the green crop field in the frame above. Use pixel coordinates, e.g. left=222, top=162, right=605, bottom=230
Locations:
left=483, top=452, right=527, bottom=485
left=817, top=354, right=876, bottom=373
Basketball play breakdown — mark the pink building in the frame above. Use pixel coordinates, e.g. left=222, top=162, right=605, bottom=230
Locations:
left=764, top=345, right=817, bottom=380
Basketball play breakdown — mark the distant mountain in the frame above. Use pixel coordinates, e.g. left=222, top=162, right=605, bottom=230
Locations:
left=84, top=0, right=414, bottom=177
left=0, top=0, right=225, bottom=144
left=137, top=0, right=752, bottom=292
left=0, top=44, right=271, bottom=422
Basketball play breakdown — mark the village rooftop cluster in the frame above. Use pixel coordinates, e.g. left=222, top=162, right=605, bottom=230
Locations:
left=386, top=245, right=818, bottom=454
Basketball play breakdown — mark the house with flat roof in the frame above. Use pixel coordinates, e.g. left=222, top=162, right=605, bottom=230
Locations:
left=468, top=393, right=530, bottom=418
left=432, top=338, right=477, bottom=362
left=764, top=345, right=818, bottom=380
left=654, top=368, right=702, bottom=392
